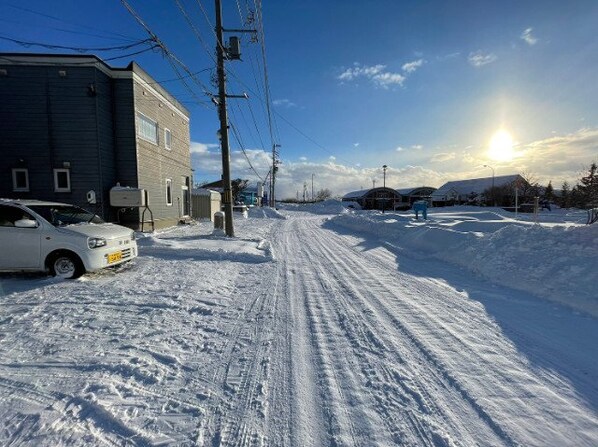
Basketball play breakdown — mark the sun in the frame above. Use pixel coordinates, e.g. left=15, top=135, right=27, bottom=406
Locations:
left=488, top=129, right=514, bottom=161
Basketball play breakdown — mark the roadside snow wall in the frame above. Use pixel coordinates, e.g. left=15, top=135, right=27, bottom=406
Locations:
left=329, top=212, right=598, bottom=317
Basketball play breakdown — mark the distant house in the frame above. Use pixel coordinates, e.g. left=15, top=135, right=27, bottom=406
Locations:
left=239, top=185, right=260, bottom=205
left=199, top=179, right=224, bottom=193
left=431, top=174, right=525, bottom=206
left=342, top=187, right=401, bottom=211
left=395, top=186, right=437, bottom=208
left=0, top=53, right=192, bottom=230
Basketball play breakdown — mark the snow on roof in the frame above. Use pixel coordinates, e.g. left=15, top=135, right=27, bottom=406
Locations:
left=342, top=189, right=371, bottom=199
left=432, top=175, right=522, bottom=198
left=396, top=186, right=436, bottom=195
left=192, top=188, right=220, bottom=197
left=342, top=187, right=403, bottom=200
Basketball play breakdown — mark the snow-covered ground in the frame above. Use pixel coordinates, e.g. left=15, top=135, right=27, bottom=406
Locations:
left=0, top=203, right=596, bottom=446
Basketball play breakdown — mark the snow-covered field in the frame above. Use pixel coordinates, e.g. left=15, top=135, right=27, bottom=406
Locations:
left=0, top=203, right=596, bottom=446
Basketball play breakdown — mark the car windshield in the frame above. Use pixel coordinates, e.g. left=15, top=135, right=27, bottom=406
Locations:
left=29, top=205, right=104, bottom=227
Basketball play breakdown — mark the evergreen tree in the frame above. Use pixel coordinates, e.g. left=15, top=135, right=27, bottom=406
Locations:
left=561, top=181, right=571, bottom=208
left=578, top=162, right=598, bottom=208
left=544, top=181, right=554, bottom=201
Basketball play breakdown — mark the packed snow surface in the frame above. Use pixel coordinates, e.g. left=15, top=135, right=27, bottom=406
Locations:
left=0, top=203, right=596, bottom=446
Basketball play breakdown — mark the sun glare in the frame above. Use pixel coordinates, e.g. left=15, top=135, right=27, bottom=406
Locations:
left=488, top=129, right=514, bottom=161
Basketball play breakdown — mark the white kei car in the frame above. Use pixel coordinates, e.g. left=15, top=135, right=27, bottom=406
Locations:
left=0, top=199, right=137, bottom=279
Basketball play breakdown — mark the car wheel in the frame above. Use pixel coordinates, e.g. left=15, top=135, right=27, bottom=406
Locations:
left=50, top=253, right=84, bottom=279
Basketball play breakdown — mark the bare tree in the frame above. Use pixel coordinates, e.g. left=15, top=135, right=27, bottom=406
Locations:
left=315, top=188, right=332, bottom=201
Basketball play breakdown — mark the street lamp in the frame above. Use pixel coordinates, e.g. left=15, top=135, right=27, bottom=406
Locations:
left=383, top=165, right=388, bottom=188
left=382, top=165, right=388, bottom=213
left=483, top=164, right=495, bottom=206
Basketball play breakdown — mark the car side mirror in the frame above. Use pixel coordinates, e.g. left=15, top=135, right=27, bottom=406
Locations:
left=14, top=219, right=38, bottom=228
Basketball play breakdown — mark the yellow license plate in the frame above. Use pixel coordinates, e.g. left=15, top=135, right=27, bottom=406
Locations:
left=107, top=251, right=122, bottom=264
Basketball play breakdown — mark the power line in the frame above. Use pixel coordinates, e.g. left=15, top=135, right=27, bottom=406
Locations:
left=0, top=34, right=153, bottom=53
left=3, top=3, right=141, bottom=42
left=173, top=0, right=216, bottom=65
left=120, top=0, right=214, bottom=109
left=229, top=118, right=265, bottom=182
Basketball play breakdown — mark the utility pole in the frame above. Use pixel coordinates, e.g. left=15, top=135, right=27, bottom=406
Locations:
left=214, top=0, right=255, bottom=235
left=311, top=173, right=315, bottom=201
left=215, top=0, right=234, bottom=236
left=271, top=144, right=281, bottom=207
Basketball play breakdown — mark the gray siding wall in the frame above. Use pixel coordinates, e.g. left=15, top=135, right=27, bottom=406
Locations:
left=132, top=79, right=191, bottom=229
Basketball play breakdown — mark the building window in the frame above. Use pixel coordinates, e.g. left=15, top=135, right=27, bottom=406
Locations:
left=53, top=169, right=71, bottom=192
left=137, top=113, right=158, bottom=145
left=166, top=178, right=172, bottom=206
left=12, top=168, right=29, bottom=192
left=164, top=128, right=172, bottom=150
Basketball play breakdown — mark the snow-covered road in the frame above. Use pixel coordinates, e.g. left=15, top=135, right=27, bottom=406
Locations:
left=0, top=208, right=596, bottom=446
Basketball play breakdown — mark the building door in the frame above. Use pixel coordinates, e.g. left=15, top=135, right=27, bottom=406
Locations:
left=181, top=176, right=190, bottom=217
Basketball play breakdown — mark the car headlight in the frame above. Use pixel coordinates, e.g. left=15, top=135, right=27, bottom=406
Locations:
left=88, top=237, right=107, bottom=249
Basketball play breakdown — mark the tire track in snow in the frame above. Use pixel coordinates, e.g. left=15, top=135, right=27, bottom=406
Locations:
left=298, top=216, right=514, bottom=446
left=269, top=220, right=329, bottom=447
left=195, top=263, right=278, bottom=447
left=280, top=218, right=406, bottom=446
left=314, top=217, right=596, bottom=446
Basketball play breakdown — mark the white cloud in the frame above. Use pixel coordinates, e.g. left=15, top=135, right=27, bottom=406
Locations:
left=396, top=146, right=405, bottom=152
left=468, top=51, right=497, bottom=67
left=412, top=144, right=423, bottom=150
left=521, top=28, right=538, bottom=46
left=337, top=63, right=405, bottom=88
left=190, top=142, right=219, bottom=154
left=190, top=128, right=598, bottom=200
left=299, top=156, right=307, bottom=161
left=329, top=156, right=336, bottom=161
left=430, top=152, right=456, bottom=163
left=353, top=143, right=360, bottom=147
left=402, top=59, right=425, bottom=73
left=273, top=98, right=297, bottom=108
left=373, top=72, right=406, bottom=88
left=437, top=52, right=461, bottom=61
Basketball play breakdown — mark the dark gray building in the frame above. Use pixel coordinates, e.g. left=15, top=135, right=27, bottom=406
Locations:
left=0, top=53, right=192, bottom=230
left=342, top=187, right=402, bottom=211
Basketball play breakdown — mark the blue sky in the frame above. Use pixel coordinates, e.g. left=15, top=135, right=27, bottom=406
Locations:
left=2, top=0, right=597, bottom=198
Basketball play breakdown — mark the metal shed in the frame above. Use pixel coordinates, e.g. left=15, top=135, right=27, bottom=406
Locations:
left=191, top=188, right=221, bottom=221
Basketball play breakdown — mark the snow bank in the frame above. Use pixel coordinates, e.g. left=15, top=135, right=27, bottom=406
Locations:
left=329, top=208, right=598, bottom=317
left=248, top=206, right=286, bottom=219
left=279, top=199, right=351, bottom=215
left=136, top=223, right=273, bottom=264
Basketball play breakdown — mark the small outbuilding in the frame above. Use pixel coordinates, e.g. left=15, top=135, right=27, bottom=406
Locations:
left=342, top=187, right=401, bottom=211
left=191, top=188, right=221, bottom=221
left=431, top=174, right=525, bottom=206
left=395, top=186, right=437, bottom=209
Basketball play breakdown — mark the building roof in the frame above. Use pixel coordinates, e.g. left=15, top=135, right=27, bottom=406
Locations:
left=200, top=180, right=224, bottom=189
left=396, top=186, right=437, bottom=195
left=432, top=174, right=523, bottom=198
left=192, top=188, right=220, bottom=197
left=342, top=188, right=371, bottom=200
left=0, top=52, right=189, bottom=117
left=342, top=187, right=402, bottom=200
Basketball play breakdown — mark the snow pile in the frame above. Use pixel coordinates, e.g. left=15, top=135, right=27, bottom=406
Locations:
left=329, top=207, right=598, bottom=317
left=247, top=206, right=286, bottom=219
left=136, top=223, right=273, bottom=263
left=279, top=199, right=351, bottom=215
